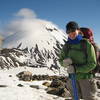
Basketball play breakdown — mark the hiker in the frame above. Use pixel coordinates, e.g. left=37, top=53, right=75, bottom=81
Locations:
left=59, top=21, right=97, bottom=100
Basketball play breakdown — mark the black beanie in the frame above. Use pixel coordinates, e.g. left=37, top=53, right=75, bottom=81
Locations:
left=66, top=21, right=80, bottom=34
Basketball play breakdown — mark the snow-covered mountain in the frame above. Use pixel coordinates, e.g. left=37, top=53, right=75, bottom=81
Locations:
left=0, top=19, right=67, bottom=69
left=3, top=19, right=65, bottom=49
left=0, top=8, right=100, bottom=100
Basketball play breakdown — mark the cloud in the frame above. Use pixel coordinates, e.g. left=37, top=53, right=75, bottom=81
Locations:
left=0, top=8, right=37, bottom=37
left=14, top=8, right=37, bottom=18
left=0, top=8, right=62, bottom=40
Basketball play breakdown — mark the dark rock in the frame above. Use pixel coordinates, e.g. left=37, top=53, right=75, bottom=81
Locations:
left=0, top=39, right=62, bottom=70
left=50, top=79, right=65, bottom=88
left=16, top=74, right=71, bottom=98
left=32, top=75, right=50, bottom=80
left=17, top=84, right=24, bottom=87
left=16, top=71, right=32, bottom=81
left=96, top=81, right=100, bottom=89
left=47, top=87, right=71, bottom=98
left=0, top=85, right=7, bottom=87
left=46, top=27, right=53, bottom=32
left=97, top=92, right=100, bottom=97
left=9, top=75, right=12, bottom=77
left=46, top=78, right=71, bottom=98
left=42, top=82, right=51, bottom=87
left=17, top=74, right=68, bottom=82
left=46, top=87, right=58, bottom=95
left=0, top=48, right=26, bottom=69
left=30, top=85, right=39, bottom=89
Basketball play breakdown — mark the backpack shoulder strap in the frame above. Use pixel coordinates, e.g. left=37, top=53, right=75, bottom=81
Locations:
left=80, top=39, right=88, bottom=64
left=63, top=41, right=70, bottom=56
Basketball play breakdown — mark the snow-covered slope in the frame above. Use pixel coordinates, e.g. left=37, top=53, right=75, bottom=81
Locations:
left=0, top=67, right=67, bottom=100
left=0, top=66, right=100, bottom=100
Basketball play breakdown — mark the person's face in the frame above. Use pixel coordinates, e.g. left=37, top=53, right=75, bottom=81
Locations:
left=68, top=30, right=79, bottom=40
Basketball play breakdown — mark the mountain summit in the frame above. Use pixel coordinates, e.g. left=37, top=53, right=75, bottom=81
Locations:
left=3, top=19, right=66, bottom=49
left=1, top=19, right=66, bottom=69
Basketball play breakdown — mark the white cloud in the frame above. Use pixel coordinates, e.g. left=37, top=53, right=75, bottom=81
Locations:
left=14, top=8, right=37, bottom=18
left=0, top=8, right=63, bottom=40
left=1, top=8, right=65, bottom=49
left=0, top=8, right=37, bottom=37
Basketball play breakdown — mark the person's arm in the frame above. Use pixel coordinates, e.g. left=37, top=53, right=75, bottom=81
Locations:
left=59, top=47, right=66, bottom=66
left=76, top=42, right=97, bottom=73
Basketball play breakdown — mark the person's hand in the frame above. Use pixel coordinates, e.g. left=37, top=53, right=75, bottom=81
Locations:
left=63, top=58, right=72, bottom=67
left=67, top=65, right=75, bottom=73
